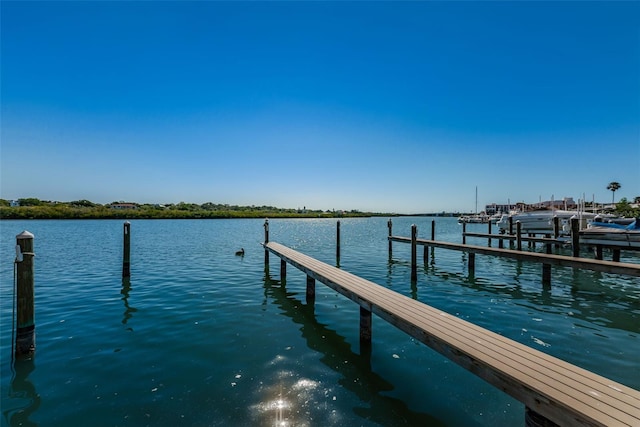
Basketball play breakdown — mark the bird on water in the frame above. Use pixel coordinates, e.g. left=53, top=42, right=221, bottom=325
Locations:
left=235, top=248, right=245, bottom=256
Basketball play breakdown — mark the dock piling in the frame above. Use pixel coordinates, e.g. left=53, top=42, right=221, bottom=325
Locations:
left=336, top=220, right=341, bottom=264
left=122, top=222, right=131, bottom=278
left=462, top=222, right=467, bottom=245
left=280, top=259, right=286, bottom=283
left=15, top=231, right=35, bottom=359
left=612, top=249, right=621, bottom=262
left=516, top=221, right=522, bottom=251
left=360, top=305, right=372, bottom=344
left=264, top=219, right=270, bottom=265
left=571, top=218, right=580, bottom=257
left=306, top=275, right=315, bottom=303
left=468, top=252, right=476, bottom=276
left=411, top=224, right=417, bottom=282
left=387, top=219, right=393, bottom=258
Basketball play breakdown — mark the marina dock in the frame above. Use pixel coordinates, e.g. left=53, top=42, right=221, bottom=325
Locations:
left=263, top=240, right=640, bottom=427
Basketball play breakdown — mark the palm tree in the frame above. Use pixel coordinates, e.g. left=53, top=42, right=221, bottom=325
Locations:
left=607, top=181, right=621, bottom=204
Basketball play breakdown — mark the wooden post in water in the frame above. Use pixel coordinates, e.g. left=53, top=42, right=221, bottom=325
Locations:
left=360, top=305, right=372, bottom=344
left=612, top=249, right=621, bottom=262
left=15, top=231, right=35, bottom=358
left=122, top=221, right=131, bottom=278
left=553, top=216, right=560, bottom=247
left=509, top=216, right=514, bottom=235
left=595, top=245, right=603, bottom=260
left=306, top=275, right=315, bottom=303
left=280, top=259, right=287, bottom=283
left=411, top=224, right=417, bottom=282
left=468, top=252, right=475, bottom=276
left=571, top=218, right=580, bottom=257
left=387, top=219, right=393, bottom=258
left=516, top=221, right=522, bottom=251
left=430, top=220, right=435, bottom=257
left=487, top=221, right=492, bottom=247
left=264, top=219, right=269, bottom=265
left=336, top=220, right=341, bottom=263
left=542, top=237, right=552, bottom=286
left=462, top=222, right=467, bottom=245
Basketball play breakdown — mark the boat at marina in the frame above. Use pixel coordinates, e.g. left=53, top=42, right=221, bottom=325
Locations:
left=579, top=218, right=640, bottom=248
left=458, top=213, right=490, bottom=224
left=495, top=210, right=604, bottom=235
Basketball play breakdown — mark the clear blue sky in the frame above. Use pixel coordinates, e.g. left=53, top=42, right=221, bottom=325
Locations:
left=1, top=1, right=638, bottom=214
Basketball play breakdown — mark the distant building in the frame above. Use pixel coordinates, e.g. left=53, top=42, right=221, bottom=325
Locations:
left=9, top=200, right=20, bottom=207
left=110, top=203, right=137, bottom=210
left=538, top=197, right=576, bottom=210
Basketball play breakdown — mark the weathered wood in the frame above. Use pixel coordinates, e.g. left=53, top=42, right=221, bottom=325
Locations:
left=462, top=222, right=467, bottom=244
left=15, top=231, right=35, bottom=358
left=264, top=219, right=270, bottom=264
left=306, top=275, right=315, bottom=303
left=388, top=236, right=640, bottom=277
left=122, top=221, right=131, bottom=278
left=517, top=221, right=523, bottom=251
left=487, top=221, right=492, bottom=247
left=571, top=218, right=580, bottom=257
left=263, top=241, right=640, bottom=427
left=280, top=259, right=286, bottom=281
left=336, top=220, right=341, bottom=262
left=360, top=305, right=372, bottom=343
left=411, top=224, right=417, bottom=282
left=613, top=249, right=621, bottom=262
left=387, top=219, right=393, bottom=258
left=468, top=252, right=475, bottom=275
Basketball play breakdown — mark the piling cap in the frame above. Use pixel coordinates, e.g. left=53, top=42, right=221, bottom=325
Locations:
left=16, top=230, right=34, bottom=239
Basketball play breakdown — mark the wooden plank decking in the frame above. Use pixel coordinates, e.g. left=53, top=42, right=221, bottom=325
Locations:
left=264, top=241, right=640, bottom=427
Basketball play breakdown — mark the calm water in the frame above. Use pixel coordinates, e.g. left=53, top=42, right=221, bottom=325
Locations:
left=1, top=217, right=639, bottom=427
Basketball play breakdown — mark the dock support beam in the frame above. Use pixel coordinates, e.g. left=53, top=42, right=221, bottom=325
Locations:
left=571, top=218, right=580, bottom=257
left=411, top=224, right=417, bottom=282
left=306, top=275, right=315, bottom=303
left=122, top=221, right=131, bottom=278
left=280, top=259, right=286, bottom=282
left=612, top=249, right=621, bottom=262
left=387, top=219, right=393, bottom=259
left=487, top=221, right=492, bottom=247
left=264, top=219, right=269, bottom=265
left=360, top=305, right=372, bottom=344
left=553, top=216, right=560, bottom=249
left=462, top=222, right=467, bottom=244
left=336, top=220, right=341, bottom=264
left=516, top=221, right=522, bottom=251
left=468, top=252, right=475, bottom=276
left=15, top=231, right=36, bottom=359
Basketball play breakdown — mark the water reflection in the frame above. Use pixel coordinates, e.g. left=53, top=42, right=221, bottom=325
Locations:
left=3, top=359, right=40, bottom=427
left=121, top=278, right=137, bottom=328
left=261, top=272, right=444, bottom=426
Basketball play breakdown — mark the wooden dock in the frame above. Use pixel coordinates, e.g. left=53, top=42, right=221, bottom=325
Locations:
left=263, top=241, right=640, bottom=427
left=390, top=236, right=640, bottom=277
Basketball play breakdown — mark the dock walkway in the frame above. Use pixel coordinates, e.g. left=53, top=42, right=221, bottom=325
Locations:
left=264, top=241, right=640, bottom=427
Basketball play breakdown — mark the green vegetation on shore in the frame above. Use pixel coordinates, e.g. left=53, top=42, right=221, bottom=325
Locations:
left=0, top=198, right=391, bottom=220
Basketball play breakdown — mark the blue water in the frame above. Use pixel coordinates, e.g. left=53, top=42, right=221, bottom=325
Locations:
left=1, top=218, right=639, bottom=426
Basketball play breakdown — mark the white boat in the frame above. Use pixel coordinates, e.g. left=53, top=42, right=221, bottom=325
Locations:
left=458, top=213, right=490, bottom=224
left=579, top=219, right=640, bottom=248
left=496, top=210, right=602, bottom=235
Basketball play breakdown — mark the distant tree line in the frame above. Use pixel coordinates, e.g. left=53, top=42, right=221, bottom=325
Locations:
left=0, top=198, right=383, bottom=220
